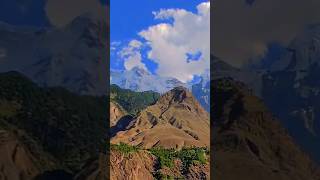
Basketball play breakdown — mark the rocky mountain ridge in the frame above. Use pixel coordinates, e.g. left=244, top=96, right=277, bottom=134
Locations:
left=111, top=86, right=210, bottom=149
left=0, top=14, right=108, bottom=96
left=212, top=78, right=320, bottom=180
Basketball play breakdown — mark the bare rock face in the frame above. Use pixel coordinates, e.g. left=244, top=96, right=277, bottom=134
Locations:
left=212, top=79, right=320, bottom=180
left=110, top=102, right=126, bottom=127
left=111, top=87, right=210, bottom=149
left=0, top=130, right=43, bottom=180
left=74, top=153, right=108, bottom=180
left=110, top=150, right=156, bottom=180
left=186, top=163, right=210, bottom=180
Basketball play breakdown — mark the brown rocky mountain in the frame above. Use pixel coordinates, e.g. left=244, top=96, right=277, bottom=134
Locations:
left=110, top=150, right=156, bottom=180
left=111, top=86, right=210, bottom=149
left=212, top=78, right=320, bottom=180
left=109, top=86, right=210, bottom=180
left=110, top=102, right=127, bottom=127
left=0, top=129, right=59, bottom=180
left=0, top=130, right=45, bottom=180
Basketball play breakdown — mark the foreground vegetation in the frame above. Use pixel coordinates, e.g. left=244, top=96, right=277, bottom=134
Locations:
left=111, top=143, right=209, bottom=179
left=110, top=142, right=139, bottom=155
left=150, top=146, right=208, bottom=170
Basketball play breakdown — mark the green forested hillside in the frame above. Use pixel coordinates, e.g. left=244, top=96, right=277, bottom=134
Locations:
left=110, top=84, right=160, bottom=115
left=0, top=71, right=107, bottom=173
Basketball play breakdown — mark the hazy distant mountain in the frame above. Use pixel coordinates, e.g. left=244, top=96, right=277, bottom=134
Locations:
left=260, top=24, right=320, bottom=163
left=191, top=69, right=210, bottom=112
left=211, top=55, right=263, bottom=95
left=271, top=24, right=320, bottom=72
left=0, top=14, right=108, bottom=95
left=111, top=67, right=187, bottom=93
left=111, top=66, right=214, bottom=113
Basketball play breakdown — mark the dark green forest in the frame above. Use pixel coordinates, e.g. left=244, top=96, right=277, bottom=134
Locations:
left=110, top=84, right=160, bottom=116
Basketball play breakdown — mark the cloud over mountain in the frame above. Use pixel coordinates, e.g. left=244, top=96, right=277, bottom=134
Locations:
left=213, top=0, right=320, bottom=67
left=45, top=0, right=105, bottom=27
left=139, top=1, right=210, bottom=83
left=118, top=39, right=148, bottom=71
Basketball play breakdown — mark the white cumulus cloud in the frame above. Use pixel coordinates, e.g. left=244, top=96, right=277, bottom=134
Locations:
left=213, top=0, right=320, bottom=67
left=119, top=40, right=148, bottom=71
left=139, top=1, right=210, bottom=83
left=129, top=39, right=143, bottom=48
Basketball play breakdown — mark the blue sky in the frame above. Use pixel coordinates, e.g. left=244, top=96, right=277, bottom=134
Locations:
left=0, top=0, right=107, bottom=27
left=111, top=0, right=207, bottom=42
left=110, top=0, right=210, bottom=83
left=0, top=0, right=50, bottom=27
left=0, top=0, right=210, bottom=83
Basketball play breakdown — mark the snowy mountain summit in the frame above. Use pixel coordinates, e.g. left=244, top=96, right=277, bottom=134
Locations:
left=111, top=66, right=211, bottom=112
left=111, top=67, right=188, bottom=93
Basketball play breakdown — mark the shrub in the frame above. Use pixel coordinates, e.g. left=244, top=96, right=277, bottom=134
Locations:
left=111, top=142, right=139, bottom=155
left=150, top=148, right=176, bottom=168
left=150, top=146, right=209, bottom=170
left=177, top=147, right=208, bottom=171
left=153, top=171, right=175, bottom=180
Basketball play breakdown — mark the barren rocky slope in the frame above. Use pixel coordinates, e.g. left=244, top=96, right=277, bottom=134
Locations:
left=109, top=145, right=210, bottom=180
left=0, top=130, right=55, bottom=180
left=212, top=78, right=320, bottom=180
left=109, top=86, right=210, bottom=179
left=111, top=86, right=210, bottom=149
left=110, top=102, right=127, bottom=127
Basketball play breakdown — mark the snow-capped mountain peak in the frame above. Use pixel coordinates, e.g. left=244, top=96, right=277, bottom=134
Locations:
left=111, top=66, right=211, bottom=112
left=131, top=66, right=150, bottom=77
left=0, top=14, right=108, bottom=95
left=111, top=66, right=187, bottom=93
